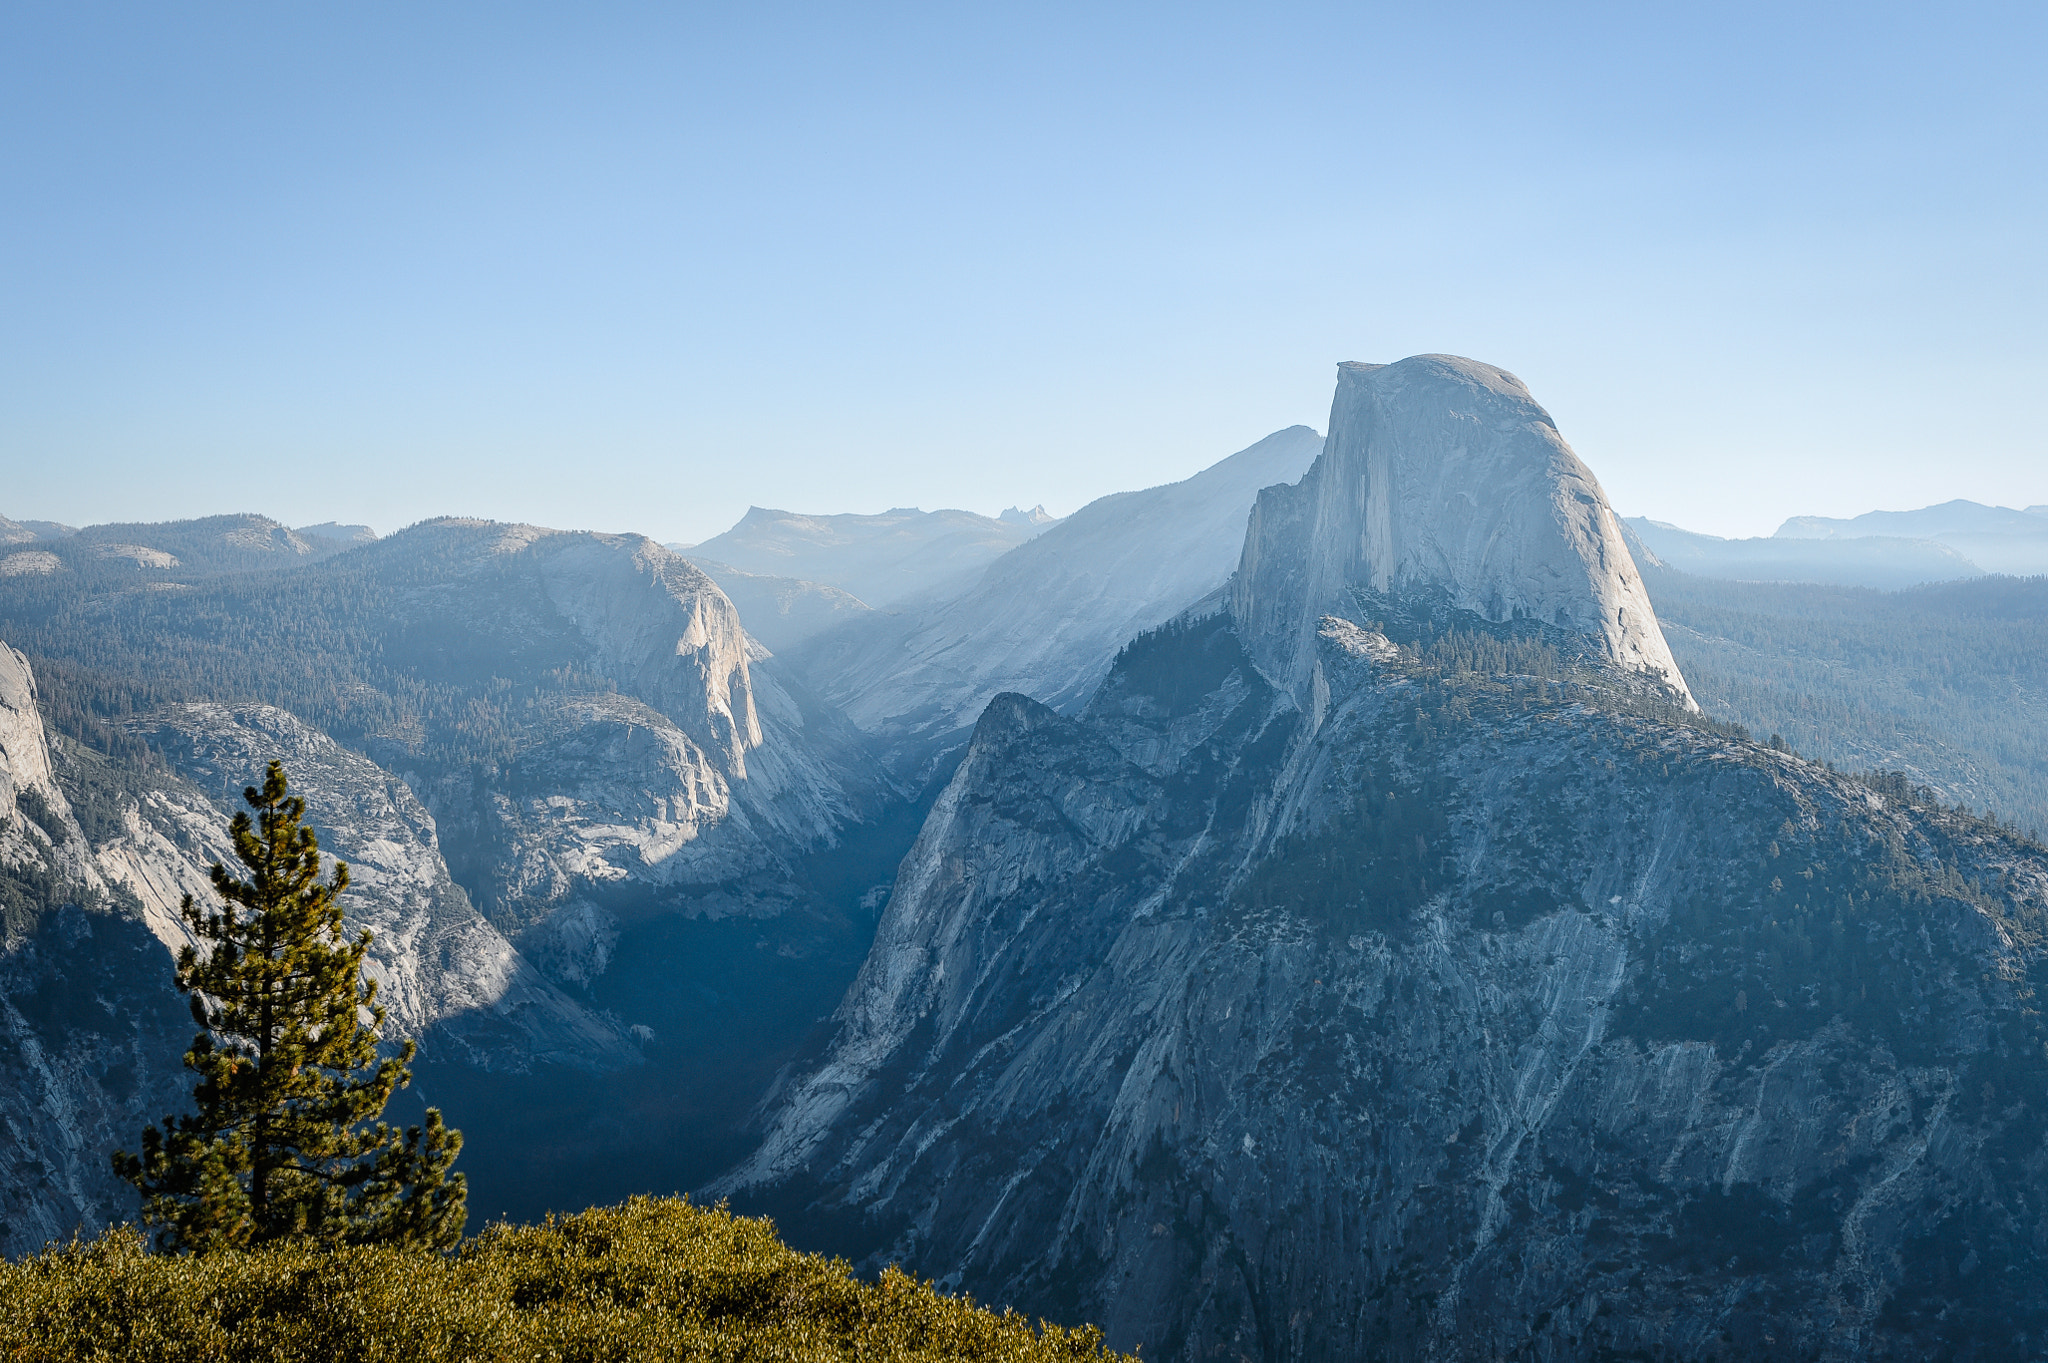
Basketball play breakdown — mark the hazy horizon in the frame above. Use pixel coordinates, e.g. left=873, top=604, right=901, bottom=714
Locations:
left=4, top=3, right=2043, bottom=543
left=5, top=444, right=2045, bottom=553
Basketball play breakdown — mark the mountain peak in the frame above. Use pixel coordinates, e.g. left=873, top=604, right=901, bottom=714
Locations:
left=998, top=504, right=1056, bottom=527
left=1231, top=353, right=1691, bottom=704
left=295, top=521, right=377, bottom=544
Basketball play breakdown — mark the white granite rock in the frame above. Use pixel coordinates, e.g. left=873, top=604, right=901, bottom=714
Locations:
left=1232, top=357, right=1692, bottom=705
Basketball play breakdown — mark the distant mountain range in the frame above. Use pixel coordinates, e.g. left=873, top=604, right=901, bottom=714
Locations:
left=785, top=425, right=1327, bottom=777
left=674, top=504, right=1060, bottom=610
left=1626, top=498, right=2048, bottom=588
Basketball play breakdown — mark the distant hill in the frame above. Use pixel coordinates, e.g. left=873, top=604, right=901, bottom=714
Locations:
left=0, top=513, right=360, bottom=579
left=1625, top=516, right=1981, bottom=589
left=1775, top=498, right=2048, bottom=576
left=296, top=520, right=379, bottom=546
left=0, top=514, right=77, bottom=544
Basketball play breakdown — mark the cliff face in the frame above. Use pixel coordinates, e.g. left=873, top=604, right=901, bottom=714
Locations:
left=725, top=611, right=2048, bottom=1361
left=0, top=640, right=636, bottom=1253
left=0, top=518, right=905, bottom=1235
left=116, top=702, right=629, bottom=1070
left=721, top=359, right=2045, bottom=1360
left=1233, top=357, right=1690, bottom=705
left=0, top=645, right=192, bottom=1256
left=359, top=524, right=893, bottom=991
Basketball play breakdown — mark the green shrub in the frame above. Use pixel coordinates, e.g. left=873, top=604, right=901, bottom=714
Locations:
left=0, top=1196, right=1127, bottom=1362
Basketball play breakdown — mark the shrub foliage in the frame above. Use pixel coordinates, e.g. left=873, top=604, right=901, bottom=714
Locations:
left=0, top=1196, right=1128, bottom=1362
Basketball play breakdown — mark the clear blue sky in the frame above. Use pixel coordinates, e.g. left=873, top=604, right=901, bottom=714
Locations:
left=3, top=2, right=2042, bottom=543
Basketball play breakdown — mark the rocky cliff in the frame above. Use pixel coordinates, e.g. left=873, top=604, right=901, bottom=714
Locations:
left=0, top=638, right=638, bottom=1253
left=1233, top=358, right=1689, bottom=705
left=116, top=702, right=629, bottom=1070
left=362, top=522, right=894, bottom=961
left=1, top=644, right=196, bottom=1256
left=727, top=608, right=2048, bottom=1361
left=721, top=360, right=2048, bottom=1360
left=0, top=517, right=904, bottom=1226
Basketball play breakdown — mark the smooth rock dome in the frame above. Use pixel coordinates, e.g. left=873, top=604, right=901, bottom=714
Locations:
left=1231, top=354, right=1693, bottom=705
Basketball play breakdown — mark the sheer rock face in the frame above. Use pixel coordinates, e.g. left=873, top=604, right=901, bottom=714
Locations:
left=357, top=522, right=892, bottom=972
left=527, top=534, right=764, bottom=777
left=1233, top=357, right=1691, bottom=704
left=116, top=702, right=630, bottom=1072
left=724, top=612, right=2048, bottom=1362
left=0, top=644, right=189, bottom=1256
left=0, top=646, right=57, bottom=816
left=0, top=643, right=103, bottom=891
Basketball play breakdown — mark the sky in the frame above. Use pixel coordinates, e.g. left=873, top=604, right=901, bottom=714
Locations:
left=2, top=2, right=2043, bottom=544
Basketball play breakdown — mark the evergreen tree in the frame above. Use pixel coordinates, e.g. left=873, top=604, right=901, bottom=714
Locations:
left=114, top=761, right=465, bottom=1252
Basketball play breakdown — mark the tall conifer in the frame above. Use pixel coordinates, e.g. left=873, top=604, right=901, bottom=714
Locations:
left=114, top=761, right=465, bottom=1251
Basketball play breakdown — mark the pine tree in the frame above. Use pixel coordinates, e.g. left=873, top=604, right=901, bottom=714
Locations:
left=114, top=761, right=465, bottom=1252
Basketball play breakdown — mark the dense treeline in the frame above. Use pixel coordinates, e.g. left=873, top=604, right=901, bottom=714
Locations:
left=0, top=527, right=620, bottom=782
left=1644, top=568, right=2048, bottom=836
left=0, top=1197, right=1126, bottom=1363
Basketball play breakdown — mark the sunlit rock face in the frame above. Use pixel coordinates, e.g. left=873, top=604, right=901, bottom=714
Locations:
left=0, top=511, right=898, bottom=1242
left=341, top=521, right=893, bottom=967
left=1233, top=356, right=1691, bottom=705
left=725, top=610, right=2048, bottom=1362
left=0, top=643, right=189, bottom=1257
left=720, top=360, right=2048, bottom=1361
left=117, top=702, right=630, bottom=1072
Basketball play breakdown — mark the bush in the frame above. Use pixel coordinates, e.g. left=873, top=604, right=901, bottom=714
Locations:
left=0, top=1196, right=1126, bottom=1362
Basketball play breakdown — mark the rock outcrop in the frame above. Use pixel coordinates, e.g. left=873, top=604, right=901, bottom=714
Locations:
left=726, top=607, right=2048, bottom=1361
left=116, top=702, right=630, bottom=1071
left=721, top=361, right=2048, bottom=1359
left=367, top=522, right=895, bottom=957
left=0, top=644, right=194, bottom=1256
left=0, top=506, right=911, bottom=1226
left=1233, top=358, right=1690, bottom=704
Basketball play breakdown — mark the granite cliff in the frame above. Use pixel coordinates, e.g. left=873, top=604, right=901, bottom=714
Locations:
left=1233, top=357, right=1689, bottom=705
left=0, top=643, right=195, bottom=1257
left=0, top=639, right=633, bottom=1253
left=722, top=359, right=2048, bottom=1361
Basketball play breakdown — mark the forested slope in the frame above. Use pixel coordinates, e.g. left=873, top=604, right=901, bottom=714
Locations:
left=1645, top=568, right=2048, bottom=836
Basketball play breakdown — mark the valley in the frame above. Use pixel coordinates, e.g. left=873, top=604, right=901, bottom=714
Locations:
left=2, top=356, right=2045, bottom=1359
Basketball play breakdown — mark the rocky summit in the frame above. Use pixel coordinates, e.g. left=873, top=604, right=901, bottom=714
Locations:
left=1233, top=357, right=1691, bottom=706
left=719, top=359, right=2048, bottom=1361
